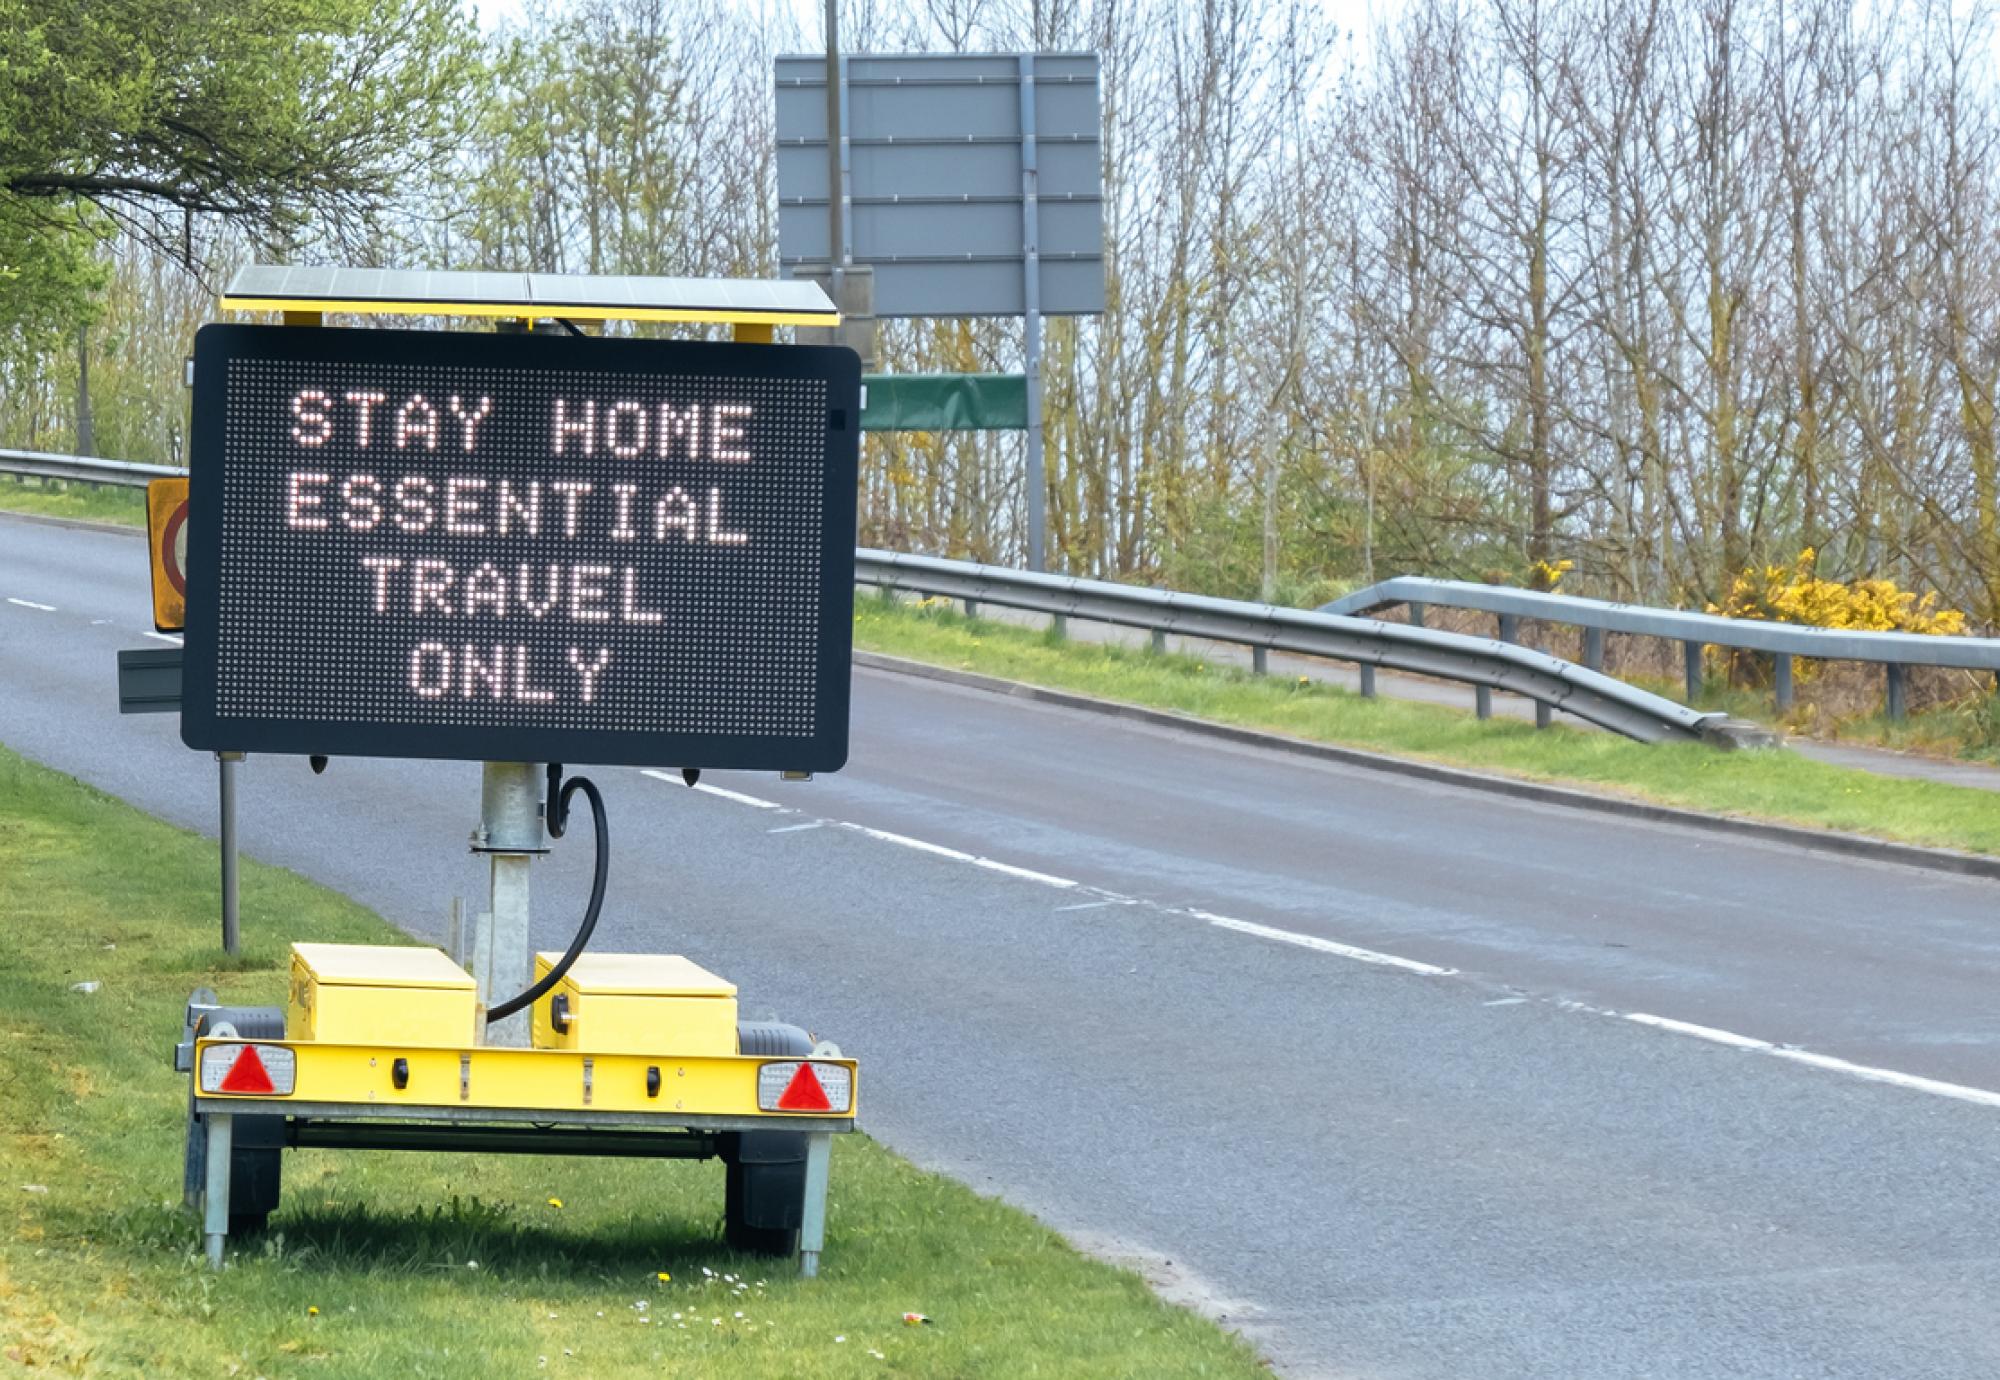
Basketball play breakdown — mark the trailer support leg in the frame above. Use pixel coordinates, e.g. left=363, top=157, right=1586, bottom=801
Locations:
left=799, top=1130, right=832, bottom=1278
left=202, top=1112, right=233, bottom=1269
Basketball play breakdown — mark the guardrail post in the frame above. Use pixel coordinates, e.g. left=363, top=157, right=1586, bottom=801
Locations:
left=1475, top=686, right=1492, bottom=720
left=1359, top=664, right=1376, bottom=698
left=1583, top=626, right=1605, bottom=671
left=1150, top=628, right=1166, bottom=655
left=1886, top=662, right=1906, bottom=720
left=1497, top=613, right=1518, bottom=643
left=1773, top=654, right=1793, bottom=712
left=1050, top=614, right=1067, bottom=641
left=963, top=599, right=979, bottom=619
left=1683, top=641, right=1703, bottom=704
left=1252, top=647, right=1268, bottom=675
left=1406, top=601, right=1425, bottom=629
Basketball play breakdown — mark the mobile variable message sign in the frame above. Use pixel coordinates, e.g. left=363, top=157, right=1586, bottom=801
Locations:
left=180, top=324, right=861, bottom=770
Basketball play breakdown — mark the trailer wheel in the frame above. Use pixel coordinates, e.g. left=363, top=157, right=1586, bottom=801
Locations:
left=724, top=1160, right=801, bottom=1257
left=723, top=1021, right=816, bottom=1256
left=182, top=1004, right=287, bottom=1233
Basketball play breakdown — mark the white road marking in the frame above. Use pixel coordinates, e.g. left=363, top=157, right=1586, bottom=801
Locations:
left=1195, top=911, right=1457, bottom=976
left=142, top=630, right=183, bottom=644
left=7, top=597, right=55, bottom=611
left=639, top=770, right=783, bottom=810
left=836, top=822, right=1080, bottom=889
left=1621, top=1012, right=1770, bottom=1051
left=1624, top=1011, right=2000, bottom=1110
left=630, top=770, right=2000, bottom=1112
left=768, top=821, right=825, bottom=834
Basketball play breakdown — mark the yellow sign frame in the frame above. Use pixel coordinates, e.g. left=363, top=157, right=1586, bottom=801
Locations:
left=145, top=477, right=190, bottom=632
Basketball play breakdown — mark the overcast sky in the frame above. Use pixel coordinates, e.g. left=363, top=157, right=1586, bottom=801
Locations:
left=468, top=0, right=1397, bottom=47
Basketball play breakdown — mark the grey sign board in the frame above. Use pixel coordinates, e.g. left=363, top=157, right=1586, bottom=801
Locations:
left=775, top=52, right=1105, bottom=318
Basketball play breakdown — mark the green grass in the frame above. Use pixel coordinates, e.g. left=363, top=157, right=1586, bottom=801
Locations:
left=855, top=594, right=2000, bottom=857
left=0, top=744, right=1264, bottom=1378
left=0, top=475, right=147, bottom=527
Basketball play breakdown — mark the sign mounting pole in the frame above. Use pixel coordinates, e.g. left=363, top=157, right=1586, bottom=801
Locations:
left=1019, top=54, right=1046, bottom=571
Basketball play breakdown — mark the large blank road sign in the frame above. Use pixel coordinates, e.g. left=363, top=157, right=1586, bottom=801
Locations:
left=180, top=324, right=861, bottom=771
left=775, top=52, right=1104, bottom=317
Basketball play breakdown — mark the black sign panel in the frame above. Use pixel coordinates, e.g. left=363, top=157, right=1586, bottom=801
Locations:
left=181, top=324, right=860, bottom=770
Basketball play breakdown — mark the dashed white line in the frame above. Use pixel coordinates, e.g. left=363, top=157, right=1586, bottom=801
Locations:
left=836, top=821, right=1081, bottom=889
left=638, top=770, right=783, bottom=810
left=768, top=821, right=825, bottom=834
left=639, top=768, right=2000, bottom=1113
left=1623, top=1011, right=2000, bottom=1110
left=142, top=630, right=183, bottom=644
left=1621, top=1012, right=1770, bottom=1051
left=1195, top=911, right=1458, bottom=976
left=7, top=597, right=55, bottom=611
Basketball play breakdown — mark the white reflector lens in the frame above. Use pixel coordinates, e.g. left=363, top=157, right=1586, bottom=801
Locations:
left=198, top=1042, right=297, bottom=1096
left=757, top=1061, right=852, bottom=1114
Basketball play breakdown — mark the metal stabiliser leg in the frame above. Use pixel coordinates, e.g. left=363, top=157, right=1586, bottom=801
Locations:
left=202, top=1112, right=233, bottom=1269
left=798, top=1130, right=832, bottom=1277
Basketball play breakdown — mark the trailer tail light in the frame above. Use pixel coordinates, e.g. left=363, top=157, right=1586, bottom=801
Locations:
left=758, top=1061, right=851, bottom=1114
left=199, top=1043, right=297, bottom=1096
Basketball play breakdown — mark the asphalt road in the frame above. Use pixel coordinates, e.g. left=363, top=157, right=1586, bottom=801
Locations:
left=6, top=511, right=2000, bottom=1378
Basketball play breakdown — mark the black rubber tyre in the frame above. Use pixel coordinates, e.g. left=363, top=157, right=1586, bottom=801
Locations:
left=183, top=1003, right=287, bottom=1229
left=722, top=1021, right=815, bottom=1256
left=724, top=1163, right=800, bottom=1257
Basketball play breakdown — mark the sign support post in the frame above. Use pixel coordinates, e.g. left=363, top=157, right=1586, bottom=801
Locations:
left=473, top=762, right=544, bottom=1045
left=217, top=752, right=242, bottom=955
left=1019, top=54, right=1046, bottom=571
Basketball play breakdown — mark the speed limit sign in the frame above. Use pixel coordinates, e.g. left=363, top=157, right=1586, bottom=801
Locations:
left=146, top=477, right=189, bottom=631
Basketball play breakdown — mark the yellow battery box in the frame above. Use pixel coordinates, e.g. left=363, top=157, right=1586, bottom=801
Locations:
left=287, top=942, right=479, bottom=1048
left=530, top=952, right=739, bottom=1057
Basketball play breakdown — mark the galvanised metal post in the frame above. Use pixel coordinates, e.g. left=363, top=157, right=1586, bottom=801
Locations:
left=1019, top=54, right=1047, bottom=571
left=474, top=763, right=545, bottom=1046
left=1359, top=664, right=1376, bottom=698
left=1683, top=641, right=1704, bottom=704
left=1886, top=662, right=1907, bottom=720
left=217, top=752, right=242, bottom=955
left=1253, top=646, right=1268, bottom=675
left=1584, top=626, right=1605, bottom=672
left=1774, top=654, right=1794, bottom=712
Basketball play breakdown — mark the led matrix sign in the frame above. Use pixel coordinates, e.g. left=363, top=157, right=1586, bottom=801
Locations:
left=180, top=324, right=861, bottom=770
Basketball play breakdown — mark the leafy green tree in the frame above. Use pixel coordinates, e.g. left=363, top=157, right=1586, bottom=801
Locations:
left=0, top=0, right=481, bottom=347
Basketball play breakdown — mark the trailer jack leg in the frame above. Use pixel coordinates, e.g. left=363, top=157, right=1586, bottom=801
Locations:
left=202, top=1112, right=233, bottom=1269
left=799, top=1131, right=832, bottom=1277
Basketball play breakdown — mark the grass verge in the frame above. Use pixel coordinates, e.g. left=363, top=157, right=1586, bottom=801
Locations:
left=0, top=475, right=147, bottom=527
left=853, top=594, right=2000, bottom=857
left=0, top=743, right=1264, bottom=1378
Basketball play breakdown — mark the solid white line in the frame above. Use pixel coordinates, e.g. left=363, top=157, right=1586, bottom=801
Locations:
left=142, top=630, right=183, bottom=644
left=638, top=770, right=783, bottom=810
left=7, top=597, right=55, bottom=611
left=1193, top=911, right=1457, bottom=976
left=1621, top=1011, right=2000, bottom=1110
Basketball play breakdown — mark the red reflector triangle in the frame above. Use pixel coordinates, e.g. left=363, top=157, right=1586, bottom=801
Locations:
left=776, top=1063, right=832, bottom=1112
left=220, top=1045, right=276, bottom=1095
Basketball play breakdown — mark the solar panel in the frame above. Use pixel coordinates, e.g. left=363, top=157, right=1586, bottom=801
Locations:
left=220, top=265, right=840, bottom=326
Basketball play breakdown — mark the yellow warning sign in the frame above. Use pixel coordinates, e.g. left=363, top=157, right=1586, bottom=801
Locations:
left=146, top=477, right=189, bottom=632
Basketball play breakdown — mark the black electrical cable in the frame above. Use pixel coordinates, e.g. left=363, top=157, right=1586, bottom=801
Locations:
left=484, top=770, right=607, bottom=1025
